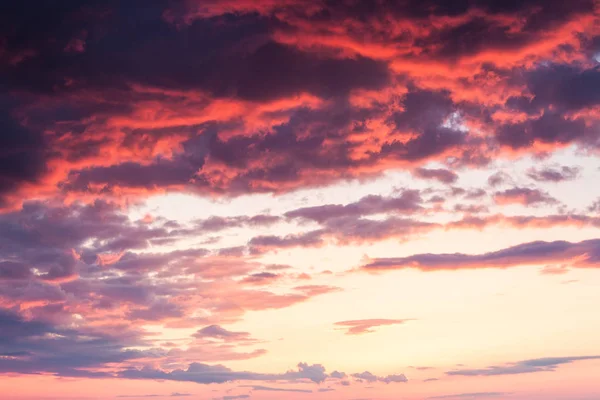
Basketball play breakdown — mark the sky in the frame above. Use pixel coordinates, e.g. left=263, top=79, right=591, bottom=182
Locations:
left=1, top=1, right=600, bottom=399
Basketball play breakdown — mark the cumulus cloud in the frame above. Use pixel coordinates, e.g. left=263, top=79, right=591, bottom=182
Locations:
left=413, top=168, right=459, bottom=184
left=493, top=187, right=558, bottom=206
left=526, top=166, right=580, bottom=182
left=352, top=371, right=408, bottom=384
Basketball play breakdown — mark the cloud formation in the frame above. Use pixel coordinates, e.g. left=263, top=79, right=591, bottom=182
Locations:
left=0, top=0, right=597, bottom=209
left=1, top=1, right=600, bottom=397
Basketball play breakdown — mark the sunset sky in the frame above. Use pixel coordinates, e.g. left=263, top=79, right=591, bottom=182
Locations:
left=1, top=1, right=600, bottom=399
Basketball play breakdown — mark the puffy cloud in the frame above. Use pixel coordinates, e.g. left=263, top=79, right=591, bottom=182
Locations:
left=493, top=187, right=558, bottom=206
left=352, top=371, right=408, bottom=384
left=330, top=371, right=347, bottom=379
left=487, top=172, right=512, bottom=187
left=526, top=166, right=580, bottom=182
left=120, top=362, right=328, bottom=384
left=413, top=168, right=459, bottom=184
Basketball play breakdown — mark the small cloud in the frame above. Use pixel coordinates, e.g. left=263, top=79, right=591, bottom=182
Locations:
left=334, top=319, right=413, bottom=335
left=239, top=385, right=311, bottom=393
left=428, top=392, right=510, bottom=399
left=351, top=371, right=408, bottom=384
left=540, top=265, right=570, bottom=275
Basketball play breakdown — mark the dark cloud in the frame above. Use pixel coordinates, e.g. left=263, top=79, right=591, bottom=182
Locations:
left=525, top=64, right=600, bottom=111
left=1, top=0, right=390, bottom=101
left=495, top=112, right=587, bottom=149
left=0, top=102, right=49, bottom=207
left=0, top=0, right=598, bottom=206
left=384, top=89, right=467, bottom=161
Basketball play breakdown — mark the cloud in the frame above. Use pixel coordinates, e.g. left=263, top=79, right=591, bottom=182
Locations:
left=116, top=360, right=406, bottom=386
left=239, top=385, right=312, bottom=393
left=495, top=112, right=587, bottom=150
left=487, top=172, right=513, bottom=187
left=0, top=103, right=49, bottom=209
left=428, top=393, right=510, bottom=399
left=526, top=166, right=580, bottom=182
left=1, top=2, right=600, bottom=396
left=334, top=319, right=412, bottom=335
left=284, top=190, right=423, bottom=223
left=413, top=168, right=459, bottom=184
left=493, top=187, right=558, bottom=206
left=447, top=356, right=600, bottom=376
left=120, top=362, right=329, bottom=384
left=117, top=394, right=192, bottom=398
left=193, top=325, right=253, bottom=342
left=0, top=308, right=151, bottom=377
left=361, top=239, right=600, bottom=272
left=351, top=371, right=408, bottom=384
left=0, top=0, right=598, bottom=210
left=330, top=371, right=347, bottom=379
